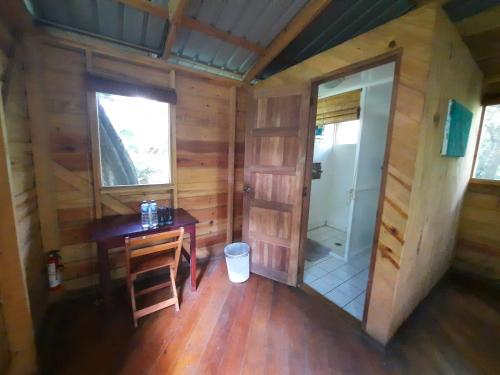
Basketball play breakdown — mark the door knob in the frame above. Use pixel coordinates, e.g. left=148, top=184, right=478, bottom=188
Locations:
left=243, top=185, right=253, bottom=194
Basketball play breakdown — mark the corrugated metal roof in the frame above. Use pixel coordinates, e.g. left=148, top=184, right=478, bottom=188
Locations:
left=171, top=0, right=308, bottom=75
left=260, top=0, right=415, bottom=79
left=443, top=0, right=500, bottom=22
left=28, top=0, right=170, bottom=55
left=24, top=0, right=499, bottom=81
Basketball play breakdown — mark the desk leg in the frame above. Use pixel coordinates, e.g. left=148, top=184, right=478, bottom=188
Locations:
left=97, top=242, right=111, bottom=310
left=188, top=225, right=197, bottom=291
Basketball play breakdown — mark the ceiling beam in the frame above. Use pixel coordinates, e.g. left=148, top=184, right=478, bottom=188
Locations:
left=115, top=0, right=169, bottom=19
left=242, top=0, right=332, bottom=84
left=162, top=0, right=189, bottom=59
left=179, top=16, right=265, bottom=55
left=455, top=5, right=500, bottom=37
left=0, top=1, right=35, bottom=35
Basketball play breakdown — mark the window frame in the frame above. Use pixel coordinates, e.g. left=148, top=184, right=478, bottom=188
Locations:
left=470, top=102, right=500, bottom=185
left=87, top=73, right=177, bottom=218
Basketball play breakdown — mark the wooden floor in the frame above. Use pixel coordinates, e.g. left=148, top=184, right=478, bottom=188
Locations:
left=40, top=259, right=500, bottom=375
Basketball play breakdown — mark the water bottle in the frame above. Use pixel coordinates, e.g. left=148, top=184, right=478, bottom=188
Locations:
left=141, top=201, right=150, bottom=229
left=149, top=200, right=158, bottom=229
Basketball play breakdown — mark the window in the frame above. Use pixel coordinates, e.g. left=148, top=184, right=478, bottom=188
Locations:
left=473, top=104, right=500, bottom=181
left=96, top=93, right=171, bottom=187
left=335, top=120, right=360, bottom=145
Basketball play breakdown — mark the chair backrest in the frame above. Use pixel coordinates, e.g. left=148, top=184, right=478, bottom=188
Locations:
left=124, top=227, right=184, bottom=270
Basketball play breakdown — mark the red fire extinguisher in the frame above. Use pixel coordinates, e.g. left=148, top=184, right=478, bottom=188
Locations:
left=47, top=250, right=63, bottom=291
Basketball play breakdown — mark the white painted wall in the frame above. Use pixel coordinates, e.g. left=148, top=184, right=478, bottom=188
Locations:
left=346, top=80, right=394, bottom=256
left=307, top=124, right=357, bottom=232
left=326, top=144, right=356, bottom=231
left=308, top=125, right=334, bottom=230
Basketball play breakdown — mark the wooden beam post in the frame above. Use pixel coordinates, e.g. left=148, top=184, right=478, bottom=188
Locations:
left=0, top=81, right=37, bottom=375
left=242, top=0, right=331, bottom=84
left=23, top=36, right=61, bottom=252
left=169, top=70, right=178, bottom=208
left=162, top=0, right=189, bottom=59
left=115, top=0, right=169, bottom=18
left=226, top=87, right=237, bottom=244
left=179, top=16, right=265, bottom=55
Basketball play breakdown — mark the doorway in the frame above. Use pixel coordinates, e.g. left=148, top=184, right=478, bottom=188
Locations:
left=302, top=61, right=396, bottom=320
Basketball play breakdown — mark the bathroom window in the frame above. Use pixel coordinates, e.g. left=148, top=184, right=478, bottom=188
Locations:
left=335, top=120, right=360, bottom=145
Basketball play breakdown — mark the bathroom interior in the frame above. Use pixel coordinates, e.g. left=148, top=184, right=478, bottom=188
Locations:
left=303, top=62, right=395, bottom=320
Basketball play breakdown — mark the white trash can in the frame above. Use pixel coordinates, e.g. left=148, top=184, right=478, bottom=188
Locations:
left=224, top=242, right=250, bottom=283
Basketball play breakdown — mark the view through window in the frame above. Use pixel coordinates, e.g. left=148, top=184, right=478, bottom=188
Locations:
left=96, top=93, right=171, bottom=187
left=474, top=104, right=500, bottom=181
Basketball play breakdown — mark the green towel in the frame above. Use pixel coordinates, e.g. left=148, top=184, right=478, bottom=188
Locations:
left=441, top=99, right=473, bottom=157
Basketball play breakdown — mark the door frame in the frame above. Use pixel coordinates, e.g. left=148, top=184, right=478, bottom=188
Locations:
left=298, top=49, right=403, bottom=328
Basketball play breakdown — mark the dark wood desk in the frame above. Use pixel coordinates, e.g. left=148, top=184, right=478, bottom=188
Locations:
left=90, top=208, right=199, bottom=308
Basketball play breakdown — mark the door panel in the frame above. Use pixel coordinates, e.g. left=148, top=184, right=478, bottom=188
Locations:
left=243, top=89, right=310, bottom=286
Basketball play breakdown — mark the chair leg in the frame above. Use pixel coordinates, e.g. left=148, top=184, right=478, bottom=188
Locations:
left=130, top=282, right=138, bottom=328
left=170, top=267, right=180, bottom=312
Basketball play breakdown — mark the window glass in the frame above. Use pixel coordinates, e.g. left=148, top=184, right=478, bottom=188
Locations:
left=96, top=93, right=171, bottom=187
left=335, top=120, right=360, bottom=145
left=474, top=105, right=500, bottom=180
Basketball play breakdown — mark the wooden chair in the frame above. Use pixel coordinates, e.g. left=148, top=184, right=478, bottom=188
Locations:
left=124, top=227, right=184, bottom=327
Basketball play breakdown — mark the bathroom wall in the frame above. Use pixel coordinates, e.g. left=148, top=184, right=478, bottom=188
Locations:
left=308, top=125, right=335, bottom=230
left=308, top=123, right=357, bottom=233
left=346, top=81, right=394, bottom=256
left=256, top=3, right=483, bottom=346
left=326, top=143, right=356, bottom=231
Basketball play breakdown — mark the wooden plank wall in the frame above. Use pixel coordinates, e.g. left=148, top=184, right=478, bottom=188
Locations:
left=0, top=21, right=39, bottom=372
left=390, top=9, right=483, bottom=338
left=35, top=38, right=235, bottom=291
left=175, top=70, right=231, bottom=256
left=0, top=304, right=7, bottom=374
left=4, top=46, right=47, bottom=328
left=454, top=183, right=500, bottom=281
left=0, top=20, right=14, bottom=369
left=254, top=4, right=482, bottom=344
left=232, top=88, right=250, bottom=241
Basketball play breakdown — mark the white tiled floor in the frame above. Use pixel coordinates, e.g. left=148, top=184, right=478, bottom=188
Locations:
left=307, top=226, right=346, bottom=258
left=304, top=248, right=371, bottom=320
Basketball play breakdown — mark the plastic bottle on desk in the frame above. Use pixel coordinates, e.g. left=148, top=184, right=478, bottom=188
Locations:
left=141, top=201, right=150, bottom=229
left=149, top=200, right=159, bottom=229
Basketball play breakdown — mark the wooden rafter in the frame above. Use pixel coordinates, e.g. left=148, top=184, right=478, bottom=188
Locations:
left=243, top=0, right=332, bottom=84
left=455, top=5, right=500, bottom=36
left=179, top=16, right=265, bottom=55
left=0, top=0, right=35, bottom=34
left=115, top=0, right=169, bottom=18
left=162, top=0, right=189, bottom=59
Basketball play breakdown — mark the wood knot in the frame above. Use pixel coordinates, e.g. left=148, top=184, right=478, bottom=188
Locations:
left=388, top=40, right=396, bottom=48
left=433, top=113, right=440, bottom=127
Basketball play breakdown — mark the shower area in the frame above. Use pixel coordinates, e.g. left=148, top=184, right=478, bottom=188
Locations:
left=306, top=120, right=358, bottom=261
left=303, top=62, right=395, bottom=320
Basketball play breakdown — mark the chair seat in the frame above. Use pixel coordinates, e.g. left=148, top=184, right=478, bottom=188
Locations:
left=130, top=252, right=175, bottom=276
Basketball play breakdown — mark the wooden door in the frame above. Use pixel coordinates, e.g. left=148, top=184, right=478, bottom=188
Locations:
left=242, top=87, right=310, bottom=286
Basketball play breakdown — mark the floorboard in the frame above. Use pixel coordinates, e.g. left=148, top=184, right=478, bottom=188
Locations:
left=40, top=259, right=500, bottom=375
